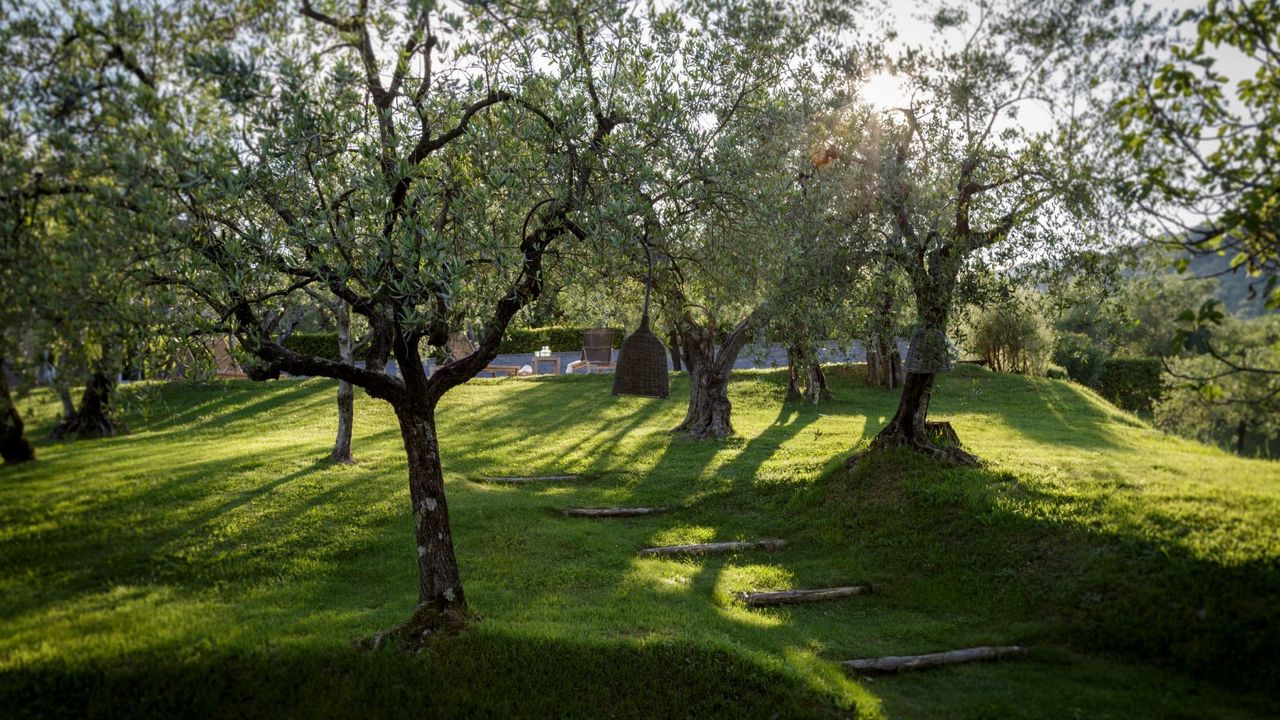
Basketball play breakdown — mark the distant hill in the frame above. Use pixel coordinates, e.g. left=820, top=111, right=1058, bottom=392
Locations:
left=1180, top=249, right=1276, bottom=317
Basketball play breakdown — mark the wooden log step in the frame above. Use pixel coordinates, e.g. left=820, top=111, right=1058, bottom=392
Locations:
left=841, top=645, right=1027, bottom=674
left=477, top=474, right=580, bottom=484
left=736, top=584, right=876, bottom=607
left=563, top=507, right=666, bottom=517
left=638, top=539, right=786, bottom=557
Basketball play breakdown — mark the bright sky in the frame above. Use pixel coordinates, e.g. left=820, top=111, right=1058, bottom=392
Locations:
left=856, top=1, right=1260, bottom=120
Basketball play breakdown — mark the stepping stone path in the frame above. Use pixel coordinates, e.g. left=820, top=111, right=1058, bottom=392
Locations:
left=841, top=645, right=1027, bottom=673
left=477, top=474, right=581, bottom=484
left=563, top=507, right=666, bottom=517
left=736, top=584, right=877, bottom=607
left=638, top=539, right=786, bottom=557
left=525, top=473, right=1025, bottom=676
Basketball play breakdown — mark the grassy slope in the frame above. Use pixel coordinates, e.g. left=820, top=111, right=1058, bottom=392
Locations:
left=1, top=365, right=1277, bottom=719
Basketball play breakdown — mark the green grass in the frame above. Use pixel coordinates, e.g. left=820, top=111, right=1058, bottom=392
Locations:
left=1, top=364, right=1278, bottom=718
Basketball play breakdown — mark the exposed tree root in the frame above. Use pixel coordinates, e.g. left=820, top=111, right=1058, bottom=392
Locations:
left=51, top=413, right=117, bottom=441
left=354, top=603, right=474, bottom=652
left=673, top=418, right=734, bottom=441
left=849, top=421, right=979, bottom=467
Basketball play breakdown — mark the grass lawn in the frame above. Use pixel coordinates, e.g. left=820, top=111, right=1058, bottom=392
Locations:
left=1, top=364, right=1278, bottom=718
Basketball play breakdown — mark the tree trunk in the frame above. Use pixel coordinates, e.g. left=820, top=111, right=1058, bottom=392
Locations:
left=52, top=370, right=117, bottom=440
left=804, top=360, right=833, bottom=403
left=332, top=301, right=355, bottom=464
left=57, top=386, right=77, bottom=424
left=364, top=313, right=392, bottom=374
left=785, top=345, right=802, bottom=401
left=0, top=360, right=35, bottom=464
left=667, top=330, right=682, bottom=372
left=677, top=356, right=735, bottom=439
left=863, top=370, right=976, bottom=465
left=1235, top=419, right=1248, bottom=456
left=386, top=407, right=470, bottom=640
left=673, top=313, right=758, bottom=439
left=866, top=335, right=903, bottom=389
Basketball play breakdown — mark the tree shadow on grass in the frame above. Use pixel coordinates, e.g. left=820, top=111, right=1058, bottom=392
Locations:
left=0, top=631, right=851, bottom=720
left=794, top=447, right=1280, bottom=701
left=7, top=366, right=1277, bottom=718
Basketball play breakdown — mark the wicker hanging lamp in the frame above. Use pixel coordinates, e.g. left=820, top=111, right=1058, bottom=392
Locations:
left=612, top=236, right=669, bottom=399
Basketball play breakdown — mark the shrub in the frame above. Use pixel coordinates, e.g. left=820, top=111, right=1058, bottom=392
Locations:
left=1053, top=332, right=1107, bottom=387
left=282, top=332, right=366, bottom=362
left=496, top=325, right=623, bottom=355
left=1096, top=357, right=1163, bottom=413
left=967, top=298, right=1054, bottom=375
left=283, top=326, right=623, bottom=361
left=1044, top=363, right=1069, bottom=380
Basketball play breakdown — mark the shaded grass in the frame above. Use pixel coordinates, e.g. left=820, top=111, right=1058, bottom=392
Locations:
left=1, top=365, right=1278, bottom=718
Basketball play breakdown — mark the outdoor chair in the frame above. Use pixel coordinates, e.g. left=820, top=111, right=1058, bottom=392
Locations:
left=435, top=333, right=524, bottom=377
left=565, top=328, right=616, bottom=374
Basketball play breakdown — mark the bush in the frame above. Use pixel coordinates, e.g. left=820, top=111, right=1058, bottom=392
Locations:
left=283, top=326, right=623, bottom=361
left=967, top=298, right=1054, bottom=375
left=1044, top=363, right=1069, bottom=380
left=282, top=332, right=366, bottom=362
left=1096, top=357, right=1163, bottom=413
left=496, top=325, right=623, bottom=354
left=1053, top=332, right=1107, bottom=387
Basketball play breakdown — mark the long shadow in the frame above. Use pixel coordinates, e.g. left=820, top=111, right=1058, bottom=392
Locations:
left=0, top=449, right=343, bottom=621
left=0, top=630, right=850, bottom=719
left=6, top=365, right=1277, bottom=718
left=789, top=445, right=1280, bottom=699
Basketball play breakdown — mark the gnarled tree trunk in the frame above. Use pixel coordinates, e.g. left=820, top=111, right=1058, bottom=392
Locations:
left=674, top=312, right=758, bottom=439
left=803, top=359, right=832, bottom=403
left=862, top=290, right=975, bottom=465
left=667, top=329, right=683, bottom=372
left=866, top=335, right=904, bottom=389
left=0, top=360, right=35, bottom=464
left=332, top=300, right=355, bottom=464
left=787, top=344, right=833, bottom=403
left=52, top=370, right=116, bottom=440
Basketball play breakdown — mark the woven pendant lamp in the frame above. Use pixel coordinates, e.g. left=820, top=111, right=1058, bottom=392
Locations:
left=612, top=239, right=669, bottom=399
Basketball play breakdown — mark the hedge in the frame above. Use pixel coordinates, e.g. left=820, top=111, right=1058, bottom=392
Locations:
left=1094, top=357, right=1163, bottom=413
left=282, top=332, right=366, bottom=362
left=282, top=326, right=622, bottom=362
left=497, top=325, right=623, bottom=354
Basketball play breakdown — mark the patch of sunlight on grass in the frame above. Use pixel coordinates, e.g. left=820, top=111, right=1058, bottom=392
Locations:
left=647, top=524, right=717, bottom=546
left=5, top=369, right=1280, bottom=718
left=714, top=563, right=797, bottom=599
left=0, top=585, right=230, bottom=668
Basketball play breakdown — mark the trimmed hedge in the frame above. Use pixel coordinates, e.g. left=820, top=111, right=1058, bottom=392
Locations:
left=497, top=325, right=623, bottom=354
left=1095, top=357, right=1163, bottom=413
left=282, top=332, right=365, bottom=362
left=282, top=326, right=622, bottom=361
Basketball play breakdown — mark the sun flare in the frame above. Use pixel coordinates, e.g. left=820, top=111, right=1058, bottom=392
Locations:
left=860, top=72, right=910, bottom=110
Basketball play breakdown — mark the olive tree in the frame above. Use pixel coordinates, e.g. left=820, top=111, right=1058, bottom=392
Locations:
left=22, top=0, right=693, bottom=639
left=838, top=0, right=1145, bottom=463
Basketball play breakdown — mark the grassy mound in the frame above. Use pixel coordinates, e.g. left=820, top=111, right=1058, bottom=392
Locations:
left=1, top=365, right=1277, bottom=718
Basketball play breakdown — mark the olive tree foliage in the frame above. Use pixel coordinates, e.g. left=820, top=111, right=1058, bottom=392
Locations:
left=0, top=4, right=189, bottom=450
left=831, top=0, right=1148, bottom=464
left=1117, top=0, right=1280, bottom=311
left=1118, top=0, right=1280, bottom=404
left=1156, top=314, right=1280, bottom=456
left=27, top=0, right=794, bottom=638
left=560, top=0, right=834, bottom=439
